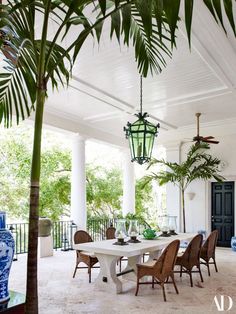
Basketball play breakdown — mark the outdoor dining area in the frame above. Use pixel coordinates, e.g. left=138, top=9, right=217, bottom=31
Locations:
left=8, top=221, right=235, bottom=314
left=72, top=219, right=219, bottom=302
left=1, top=1, right=236, bottom=313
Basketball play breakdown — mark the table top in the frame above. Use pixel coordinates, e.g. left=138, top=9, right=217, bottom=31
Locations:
left=74, top=233, right=195, bottom=257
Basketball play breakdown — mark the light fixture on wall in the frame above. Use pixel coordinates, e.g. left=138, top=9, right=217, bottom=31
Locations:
left=124, top=76, right=160, bottom=165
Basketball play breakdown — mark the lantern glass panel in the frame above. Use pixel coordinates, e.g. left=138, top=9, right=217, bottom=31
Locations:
left=115, top=219, right=127, bottom=239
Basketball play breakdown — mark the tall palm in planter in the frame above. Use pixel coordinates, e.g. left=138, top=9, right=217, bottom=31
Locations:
left=0, top=1, right=234, bottom=313
left=144, top=143, right=225, bottom=233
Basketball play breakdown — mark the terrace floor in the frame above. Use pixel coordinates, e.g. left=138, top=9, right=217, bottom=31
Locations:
left=9, top=248, right=236, bottom=314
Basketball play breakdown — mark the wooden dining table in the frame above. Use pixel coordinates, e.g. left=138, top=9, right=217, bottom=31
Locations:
left=74, top=233, right=195, bottom=294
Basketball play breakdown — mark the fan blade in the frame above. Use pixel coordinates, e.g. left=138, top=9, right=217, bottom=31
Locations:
left=202, top=139, right=219, bottom=144
left=202, top=136, right=214, bottom=140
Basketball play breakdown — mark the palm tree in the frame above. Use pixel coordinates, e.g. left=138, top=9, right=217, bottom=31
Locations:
left=0, top=1, right=235, bottom=313
left=144, top=143, right=225, bottom=233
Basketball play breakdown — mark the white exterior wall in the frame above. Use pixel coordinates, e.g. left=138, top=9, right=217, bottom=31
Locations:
left=181, top=135, right=236, bottom=235
left=165, top=143, right=181, bottom=231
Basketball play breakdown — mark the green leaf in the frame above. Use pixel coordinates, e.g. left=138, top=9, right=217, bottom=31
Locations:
left=153, top=0, right=163, bottom=41
left=223, top=0, right=236, bottom=36
left=203, top=0, right=217, bottom=22
left=185, top=0, right=194, bottom=47
left=110, top=10, right=121, bottom=42
left=163, top=0, right=180, bottom=47
left=121, top=3, right=131, bottom=45
left=135, top=0, right=153, bottom=40
left=212, top=0, right=226, bottom=33
left=98, top=0, right=106, bottom=16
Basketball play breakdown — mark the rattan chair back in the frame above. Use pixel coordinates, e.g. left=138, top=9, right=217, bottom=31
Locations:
left=106, top=227, right=116, bottom=239
left=158, top=239, right=180, bottom=276
left=74, top=230, right=93, bottom=245
left=182, top=234, right=203, bottom=268
left=202, top=230, right=218, bottom=259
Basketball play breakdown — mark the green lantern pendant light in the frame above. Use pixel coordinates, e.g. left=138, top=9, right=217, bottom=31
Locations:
left=124, top=76, right=160, bottom=165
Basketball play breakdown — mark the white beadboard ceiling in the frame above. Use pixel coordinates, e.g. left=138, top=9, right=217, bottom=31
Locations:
left=45, top=1, right=236, bottom=145
left=23, top=2, right=236, bottom=146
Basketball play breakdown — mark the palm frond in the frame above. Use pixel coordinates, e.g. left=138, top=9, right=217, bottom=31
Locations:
left=145, top=143, right=224, bottom=191
left=0, top=37, right=37, bottom=126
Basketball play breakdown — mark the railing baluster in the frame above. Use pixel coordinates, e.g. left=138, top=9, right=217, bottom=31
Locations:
left=6, top=218, right=149, bottom=257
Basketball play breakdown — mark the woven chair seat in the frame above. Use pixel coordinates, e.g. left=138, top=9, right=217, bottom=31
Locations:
left=80, top=251, right=97, bottom=258
left=72, top=230, right=99, bottom=283
left=175, top=234, right=203, bottom=287
left=137, top=259, right=156, bottom=268
left=200, top=230, right=218, bottom=276
left=135, top=240, right=180, bottom=302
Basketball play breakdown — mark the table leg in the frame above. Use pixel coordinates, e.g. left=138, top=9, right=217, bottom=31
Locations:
left=121, top=255, right=142, bottom=281
left=95, top=253, right=123, bottom=294
left=148, top=249, right=162, bottom=261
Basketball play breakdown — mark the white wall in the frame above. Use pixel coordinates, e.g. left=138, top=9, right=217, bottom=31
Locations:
left=165, top=143, right=181, bottom=231
left=181, top=135, right=236, bottom=235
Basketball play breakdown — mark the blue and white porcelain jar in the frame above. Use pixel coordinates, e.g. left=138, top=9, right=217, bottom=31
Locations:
left=231, top=236, right=236, bottom=252
left=0, top=212, right=14, bottom=303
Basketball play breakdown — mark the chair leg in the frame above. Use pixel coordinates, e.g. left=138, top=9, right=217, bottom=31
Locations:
left=198, top=266, right=204, bottom=282
left=72, top=266, right=77, bottom=278
left=161, top=283, right=166, bottom=302
left=180, top=266, right=183, bottom=277
left=152, top=276, right=154, bottom=289
left=88, top=266, right=91, bottom=283
left=213, top=258, right=218, bottom=272
left=189, top=271, right=193, bottom=287
left=72, top=261, right=79, bottom=278
left=207, top=263, right=211, bottom=276
left=135, top=278, right=140, bottom=296
left=170, top=274, right=179, bottom=295
left=119, top=259, right=122, bottom=272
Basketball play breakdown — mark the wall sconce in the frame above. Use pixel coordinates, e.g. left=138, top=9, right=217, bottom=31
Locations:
left=186, top=192, right=195, bottom=201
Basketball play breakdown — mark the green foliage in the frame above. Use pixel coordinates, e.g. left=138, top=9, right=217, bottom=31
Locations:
left=145, top=143, right=225, bottom=191
left=0, top=1, right=235, bottom=310
left=135, top=178, right=154, bottom=217
left=86, top=165, right=123, bottom=218
left=1, top=1, right=235, bottom=126
left=0, top=128, right=71, bottom=221
left=0, top=127, right=155, bottom=221
left=144, top=142, right=225, bottom=232
left=86, top=165, right=155, bottom=219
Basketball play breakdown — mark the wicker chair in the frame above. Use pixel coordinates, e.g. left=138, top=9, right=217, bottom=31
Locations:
left=200, top=230, right=218, bottom=276
left=135, top=240, right=180, bottom=302
left=72, top=230, right=99, bottom=283
left=175, top=234, right=203, bottom=287
left=106, top=226, right=116, bottom=239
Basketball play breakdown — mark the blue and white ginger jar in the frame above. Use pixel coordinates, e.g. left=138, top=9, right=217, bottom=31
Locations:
left=0, top=212, right=14, bottom=303
left=231, top=236, right=236, bottom=252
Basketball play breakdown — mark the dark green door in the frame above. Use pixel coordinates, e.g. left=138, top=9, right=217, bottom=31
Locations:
left=211, top=182, right=234, bottom=247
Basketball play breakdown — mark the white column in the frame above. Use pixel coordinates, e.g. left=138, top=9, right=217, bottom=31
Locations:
left=165, top=142, right=181, bottom=232
left=122, top=150, right=135, bottom=216
left=71, top=134, right=87, bottom=230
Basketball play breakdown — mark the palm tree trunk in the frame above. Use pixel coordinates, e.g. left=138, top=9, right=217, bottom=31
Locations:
left=181, top=189, right=186, bottom=233
left=25, top=86, right=46, bottom=314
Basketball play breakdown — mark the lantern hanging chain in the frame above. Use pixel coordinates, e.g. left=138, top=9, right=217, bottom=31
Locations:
left=140, top=75, right=143, bottom=115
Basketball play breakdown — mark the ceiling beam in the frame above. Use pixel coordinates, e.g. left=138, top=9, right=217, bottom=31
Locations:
left=70, top=76, right=176, bottom=130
